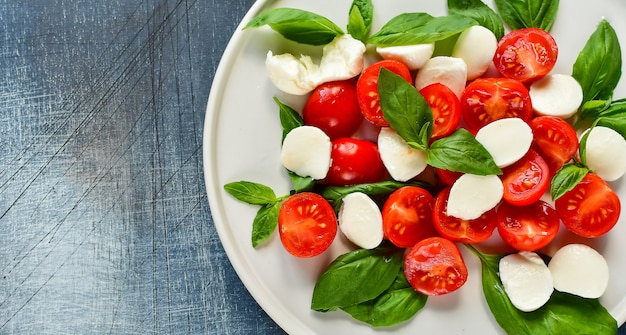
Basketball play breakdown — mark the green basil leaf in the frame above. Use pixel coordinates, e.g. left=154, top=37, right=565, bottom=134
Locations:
left=447, top=0, right=505, bottom=39
left=368, top=13, right=477, bottom=47
left=577, top=99, right=611, bottom=126
left=551, top=164, right=589, bottom=201
left=347, top=0, right=373, bottom=42
left=274, top=97, right=304, bottom=142
left=596, top=99, right=626, bottom=140
left=493, top=0, right=560, bottom=32
left=288, top=172, right=315, bottom=193
left=251, top=202, right=281, bottom=248
left=426, top=129, right=502, bottom=175
left=378, top=68, right=432, bottom=151
left=319, top=180, right=432, bottom=211
left=311, top=246, right=403, bottom=311
left=572, top=19, right=622, bottom=104
left=341, top=267, right=427, bottom=327
left=224, top=181, right=278, bottom=205
left=244, top=8, right=344, bottom=45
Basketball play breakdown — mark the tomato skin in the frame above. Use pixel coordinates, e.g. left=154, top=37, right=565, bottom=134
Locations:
left=278, top=192, right=337, bottom=258
left=530, top=116, right=579, bottom=175
left=497, top=201, right=560, bottom=251
left=432, top=187, right=496, bottom=243
left=303, top=80, right=364, bottom=140
left=555, top=173, right=621, bottom=238
left=357, top=60, right=413, bottom=127
left=419, top=83, right=462, bottom=140
left=404, top=237, right=468, bottom=296
left=501, top=149, right=550, bottom=206
left=493, top=28, right=558, bottom=83
left=382, top=186, right=437, bottom=248
left=323, top=138, right=386, bottom=186
left=460, top=77, right=533, bottom=131
left=434, top=168, right=463, bottom=186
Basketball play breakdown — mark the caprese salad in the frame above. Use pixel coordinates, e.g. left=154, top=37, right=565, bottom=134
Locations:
left=224, top=0, right=625, bottom=333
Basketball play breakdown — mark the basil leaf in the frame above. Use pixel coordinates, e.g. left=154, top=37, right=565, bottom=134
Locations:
left=427, top=129, right=502, bottom=175
left=572, top=20, right=622, bottom=104
left=447, top=0, right=505, bottom=39
left=368, top=13, right=477, bottom=47
left=289, top=172, right=315, bottom=193
left=347, top=0, right=373, bottom=42
left=274, top=97, right=304, bottom=142
left=596, top=99, right=626, bottom=140
left=378, top=68, right=432, bottom=151
left=550, top=164, right=589, bottom=201
left=319, top=180, right=432, bottom=211
left=244, top=8, right=344, bottom=45
left=251, top=202, right=281, bottom=248
left=577, top=99, right=611, bottom=126
left=341, top=267, right=427, bottom=327
left=311, top=246, right=403, bottom=311
left=224, top=181, right=278, bottom=205
left=493, top=0, right=560, bottom=32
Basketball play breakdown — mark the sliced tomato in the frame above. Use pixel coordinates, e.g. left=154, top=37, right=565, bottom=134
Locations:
left=323, top=138, right=386, bottom=186
left=419, top=83, right=462, bottom=140
left=432, top=187, right=496, bottom=243
left=303, top=80, right=364, bottom=140
left=500, top=149, right=550, bottom=206
left=278, top=192, right=337, bottom=258
left=356, top=59, right=412, bottom=127
left=493, top=28, right=558, bottom=83
left=555, top=173, right=621, bottom=238
left=404, top=237, right=468, bottom=296
left=382, top=186, right=437, bottom=248
left=460, top=77, right=533, bottom=131
left=497, top=201, right=560, bottom=251
left=530, top=116, right=579, bottom=175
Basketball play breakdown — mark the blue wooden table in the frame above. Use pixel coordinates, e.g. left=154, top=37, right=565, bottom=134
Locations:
left=0, top=1, right=623, bottom=334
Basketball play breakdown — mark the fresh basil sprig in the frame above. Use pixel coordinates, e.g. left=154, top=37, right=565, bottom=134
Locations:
left=447, top=0, right=505, bottom=40
left=427, top=129, right=502, bottom=175
left=493, top=0, right=560, bottom=32
left=347, top=0, right=374, bottom=42
left=319, top=180, right=432, bottom=211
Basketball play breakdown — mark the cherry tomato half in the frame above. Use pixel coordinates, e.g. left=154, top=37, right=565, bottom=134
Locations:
left=303, top=80, right=364, bottom=140
left=404, top=237, right=468, bottom=296
left=555, top=173, right=621, bottom=238
left=357, top=60, right=412, bottom=127
left=501, top=149, right=550, bottom=206
left=432, top=187, right=496, bottom=243
left=419, top=83, right=462, bottom=140
left=323, top=137, right=386, bottom=186
left=382, top=186, right=437, bottom=248
left=530, top=116, right=579, bottom=175
left=497, top=200, right=560, bottom=251
left=434, top=168, right=463, bottom=186
left=460, top=77, right=533, bottom=131
left=278, top=192, right=337, bottom=258
left=493, top=28, right=558, bottom=83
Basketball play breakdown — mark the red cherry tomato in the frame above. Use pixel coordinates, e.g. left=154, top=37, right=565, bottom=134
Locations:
left=434, top=168, right=463, bottom=186
left=493, top=28, right=558, bottom=83
left=500, top=149, right=550, bottom=206
left=460, top=77, right=533, bottom=131
left=356, top=60, right=412, bottom=127
left=323, top=137, right=386, bottom=186
left=303, top=80, right=364, bottom=139
left=530, top=116, right=579, bottom=175
left=419, top=83, right=462, bottom=140
left=382, top=186, right=437, bottom=248
left=555, top=173, right=621, bottom=238
left=496, top=200, right=560, bottom=251
left=432, top=187, right=496, bottom=243
left=404, top=237, right=468, bottom=296
left=278, top=192, right=337, bottom=258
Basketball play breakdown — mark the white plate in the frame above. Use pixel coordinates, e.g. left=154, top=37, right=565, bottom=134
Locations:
left=204, top=1, right=626, bottom=334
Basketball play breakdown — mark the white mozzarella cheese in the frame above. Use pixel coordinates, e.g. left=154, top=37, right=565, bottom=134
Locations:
left=280, top=126, right=331, bottom=179
left=338, top=192, right=384, bottom=249
left=319, top=34, right=366, bottom=81
left=414, top=56, right=468, bottom=98
left=451, top=25, right=498, bottom=80
left=548, top=244, right=609, bottom=299
left=499, top=252, right=554, bottom=312
left=583, top=126, right=626, bottom=181
left=377, top=127, right=427, bottom=182
left=529, top=74, right=584, bottom=119
left=376, top=43, right=435, bottom=70
left=475, top=117, right=533, bottom=168
left=447, top=174, right=503, bottom=220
